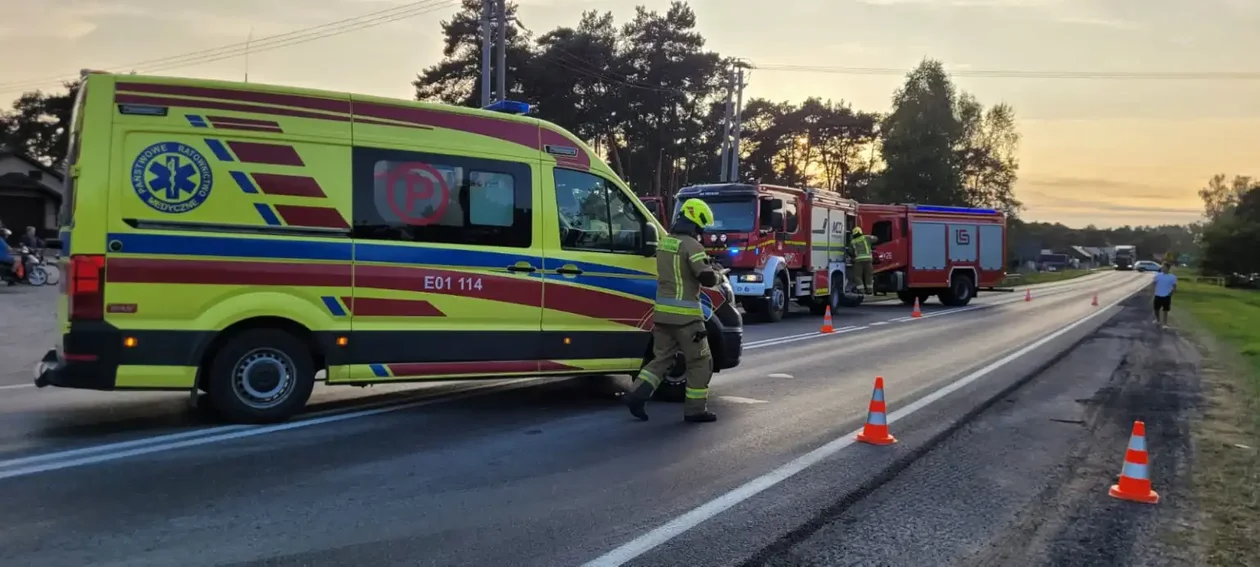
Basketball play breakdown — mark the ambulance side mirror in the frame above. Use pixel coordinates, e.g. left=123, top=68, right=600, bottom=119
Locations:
left=641, top=223, right=659, bottom=257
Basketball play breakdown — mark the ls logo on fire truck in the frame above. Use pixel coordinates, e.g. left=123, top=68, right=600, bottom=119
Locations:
left=954, top=228, right=971, bottom=245
left=831, top=220, right=846, bottom=235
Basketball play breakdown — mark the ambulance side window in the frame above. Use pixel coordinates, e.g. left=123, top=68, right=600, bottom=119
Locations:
left=554, top=168, right=645, bottom=254
left=350, top=147, right=532, bottom=248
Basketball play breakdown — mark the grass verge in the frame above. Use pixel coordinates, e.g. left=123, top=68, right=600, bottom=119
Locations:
left=1003, top=268, right=1099, bottom=286
left=1175, top=281, right=1260, bottom=566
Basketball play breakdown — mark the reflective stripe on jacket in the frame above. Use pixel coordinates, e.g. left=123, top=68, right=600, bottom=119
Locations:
left=654, top=234, right=713, bottom=325
left=851, top=235, right=872, bottom=261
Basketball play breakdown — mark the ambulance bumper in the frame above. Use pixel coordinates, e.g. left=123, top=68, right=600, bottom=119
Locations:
left=34, top=347, right=114, bottom=390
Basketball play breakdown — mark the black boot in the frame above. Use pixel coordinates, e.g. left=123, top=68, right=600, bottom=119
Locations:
left=684, top=411, right=717, bottom=423
left=625, top=382, right=654, bottom=421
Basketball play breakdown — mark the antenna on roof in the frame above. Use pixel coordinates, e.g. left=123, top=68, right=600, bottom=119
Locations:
left=244, top=26, right=254, bottom=83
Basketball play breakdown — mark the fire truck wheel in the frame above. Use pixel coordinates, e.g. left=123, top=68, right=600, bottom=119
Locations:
left=763, top=276, right=788, bottom=322
left=897, top=291, right=917, bottom=305
left=939, top=273, right=976, bottom=307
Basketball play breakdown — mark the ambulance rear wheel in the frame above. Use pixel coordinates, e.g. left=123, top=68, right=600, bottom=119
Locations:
left=205, top=328, right=316, bottom=424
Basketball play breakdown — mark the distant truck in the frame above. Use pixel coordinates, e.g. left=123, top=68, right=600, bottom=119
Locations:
left=1114, top=245, right=1136, bottom=270
left=672, top=183, right=863, bottom=322
left=857, top=204, right=1008, bottom=306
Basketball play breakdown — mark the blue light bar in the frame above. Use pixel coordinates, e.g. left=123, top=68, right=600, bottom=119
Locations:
left=483, top=100, right=532, bottom=115
left=915, top=205, right=999, bottom=215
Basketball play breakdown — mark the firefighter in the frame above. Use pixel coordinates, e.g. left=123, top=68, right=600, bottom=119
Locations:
left=849, top=226, right=876, bottom=295
left=624, top=198, right=719, bottom=423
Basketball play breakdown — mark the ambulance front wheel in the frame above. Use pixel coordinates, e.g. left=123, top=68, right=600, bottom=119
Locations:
left=203, top=328, right=316, bottom=424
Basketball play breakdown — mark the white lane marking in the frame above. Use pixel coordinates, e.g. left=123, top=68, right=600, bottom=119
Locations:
left=870, top=321, right=888, bottom=326
left=581, top=285, right=1142, bottom=567
left=746, top=326, right=863, bottom=349
left=0, top=379, right=541, bottom=480
left=766, top=373, right=793, bottom=379
left=718, top=396, right=768, bottom=404
left=3, top=276, right=1129, bottom=477
left=0, top=381, right=525, bottom=470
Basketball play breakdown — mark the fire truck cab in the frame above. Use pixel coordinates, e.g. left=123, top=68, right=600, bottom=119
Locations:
left=673, top=183, right=863, bottom=322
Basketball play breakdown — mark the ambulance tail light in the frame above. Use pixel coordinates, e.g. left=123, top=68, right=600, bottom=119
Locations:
left=69, top=255, right=106, bottom=321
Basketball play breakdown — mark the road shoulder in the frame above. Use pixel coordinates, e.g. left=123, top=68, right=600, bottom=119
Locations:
left=1174, top=281, right=1260, bottom=566
left=750, top=293, right=1207, bottom=566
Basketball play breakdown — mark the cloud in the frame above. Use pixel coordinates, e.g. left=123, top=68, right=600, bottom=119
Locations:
left=0, top=1, right=146, bottom=40
left=1022, top=176, right=1186, bottom=196
left=1025, top=191, right=1201, bottom=216
left=852, top=0, right=1142, bottom=30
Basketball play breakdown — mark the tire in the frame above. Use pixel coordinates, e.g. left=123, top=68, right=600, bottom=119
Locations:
left=939, top=274, right=976, bottom=307
left=897, top=290, right=917, bottom=305
left=204, top=328, right=316, bottom=424
left=759, top=276, right=788, bottom=323
left=26, top=266, right=47, bottom=286
left=42, top=265, right=60, bottom=285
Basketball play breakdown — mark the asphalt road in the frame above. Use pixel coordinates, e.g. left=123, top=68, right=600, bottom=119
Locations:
left=0, top=270, right=1151, bottom=566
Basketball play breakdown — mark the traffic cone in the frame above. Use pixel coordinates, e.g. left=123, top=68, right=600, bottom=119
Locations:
left=1025, top=289, right=1032, bottom=302
left=1108, top=420, right=1160, bottom=504
left=911, top=297, right=922, bottom=318
left=1091, top=293, right=1099, bottom=307
left=856, top=377, right=897, bottom=445
left=820, top=305, right=834, bottom=333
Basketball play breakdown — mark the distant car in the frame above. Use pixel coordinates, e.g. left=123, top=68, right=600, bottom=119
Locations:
left=1135, top=261, right=1161, bottom=272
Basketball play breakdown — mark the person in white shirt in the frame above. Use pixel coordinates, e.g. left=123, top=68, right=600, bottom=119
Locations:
left=1151, top=263, right=1177, bottom=327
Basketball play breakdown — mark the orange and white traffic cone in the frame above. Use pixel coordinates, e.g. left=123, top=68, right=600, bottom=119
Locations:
left=856, top=377, right=897, bottom=445
left=1108, top=420, right=1160, bottom=504
left=820, top=306, right=834, bottom=333
left=1025, top=289, right=1032, bottom=302
left=911, top=297, right=922, bottom=318
left=1091, top=293, right=1099, bottom=306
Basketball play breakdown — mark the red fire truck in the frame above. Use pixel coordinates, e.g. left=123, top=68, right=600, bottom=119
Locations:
left=672, top=183, right=864, bottom=322
left=857, top=203, right=1007, bottom=306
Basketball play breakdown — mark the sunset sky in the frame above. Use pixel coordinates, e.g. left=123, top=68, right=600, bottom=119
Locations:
left=3, top=0, right=1257, bottom=228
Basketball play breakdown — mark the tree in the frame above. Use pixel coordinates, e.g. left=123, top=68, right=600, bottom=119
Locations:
left=413, top=0, right=534, bottom=106
left=1198, top=174, right=1260, bottom=277
left=956, top=95, right=1021, bottom=214
left=0, top=80, right=80, bottom=168
left=1197, top=173, right=1252, bottom=221
left=876, top=59, right=965, bottom=206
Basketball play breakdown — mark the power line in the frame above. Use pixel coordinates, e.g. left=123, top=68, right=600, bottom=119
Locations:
left=750, top=64, right=1260, bottom=81
left=0, top=0, right=459, bottom=96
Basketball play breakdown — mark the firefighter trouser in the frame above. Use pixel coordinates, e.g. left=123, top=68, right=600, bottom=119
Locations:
left=850, top=260, right=874, bottom=293
left=628, top=320, right=713, bottom=415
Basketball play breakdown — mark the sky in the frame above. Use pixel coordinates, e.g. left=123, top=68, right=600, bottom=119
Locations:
left=2, top=0, right=1258, bottom=228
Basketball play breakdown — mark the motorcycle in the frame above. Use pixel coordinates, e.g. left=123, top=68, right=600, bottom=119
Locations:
left=1, top=229, right=51, bottom=286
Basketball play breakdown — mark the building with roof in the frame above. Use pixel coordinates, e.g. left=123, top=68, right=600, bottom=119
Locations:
left=0, top=149, right=64, bottom=240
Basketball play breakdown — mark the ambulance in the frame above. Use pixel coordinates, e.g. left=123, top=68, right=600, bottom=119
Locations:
left=33, top=72, right=743, bottom=423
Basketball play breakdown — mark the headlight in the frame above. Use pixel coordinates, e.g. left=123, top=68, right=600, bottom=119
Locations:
left=738, top=273, right=763, bottom=283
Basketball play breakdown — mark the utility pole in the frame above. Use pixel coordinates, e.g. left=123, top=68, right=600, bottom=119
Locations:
left=495, top=0, right=507, bottom=103
left=718, top=69, right=734, bottom=182
left=480, top=0, right=492, bottom=107
left=728, top=66, right=746, bottom=182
